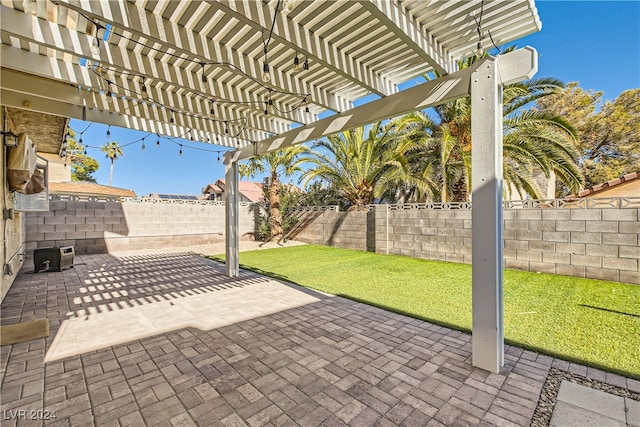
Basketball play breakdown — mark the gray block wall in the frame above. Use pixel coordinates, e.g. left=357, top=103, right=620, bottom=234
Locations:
left=289, top=206, right=640, bottom=284
left=25, top=201, right=257, bottom=255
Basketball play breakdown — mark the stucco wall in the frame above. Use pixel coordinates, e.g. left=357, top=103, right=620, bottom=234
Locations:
left=288, top=205, right=640, bottom=284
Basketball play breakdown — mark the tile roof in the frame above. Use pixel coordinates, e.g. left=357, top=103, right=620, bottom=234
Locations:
left=49, top=181, right=137, bottom=198
left=568, top=171, right=640, bottom=198
left=214, top=180, right=264, bottom=203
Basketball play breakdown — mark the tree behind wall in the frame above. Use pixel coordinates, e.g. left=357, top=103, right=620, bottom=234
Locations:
left=101, top=142, right=124, bottom=186
left=240, top=146, right=309, bottom=241
left=536, top=84, right=640, bottom=190
left=66, top=129, right=99, bottom=182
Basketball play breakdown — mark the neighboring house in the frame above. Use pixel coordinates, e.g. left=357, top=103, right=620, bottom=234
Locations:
left=49, top=181, right=136, bottom=198
left=568, top=171, right=640, bottom=199
left=146, top=193, right=204, bottom=201
left=202, top=179, right=264, bottom=203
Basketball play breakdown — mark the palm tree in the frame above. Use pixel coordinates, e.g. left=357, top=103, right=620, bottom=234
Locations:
left=240, top=145, right=309, bottom=240
left=303, top=121, right=434, bottom=210
left=101, top=141, right=124, bottom=186
left=394, top=49, right=584, bottom=201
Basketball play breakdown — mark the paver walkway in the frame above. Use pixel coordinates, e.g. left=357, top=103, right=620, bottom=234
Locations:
left=1, top=252, right=638, bottom=426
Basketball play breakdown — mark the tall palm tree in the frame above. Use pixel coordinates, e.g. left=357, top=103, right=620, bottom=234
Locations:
left=303, top=121, right=434, bottom=210
left=395, top=49, right=584, bottom=201
left=101, top=142, right=124, bottom=186
left=240, top=145, right=309, bottom=240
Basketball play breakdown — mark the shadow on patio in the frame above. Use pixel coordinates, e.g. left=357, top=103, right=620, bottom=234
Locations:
left=1, top=251, right=635, bottom=426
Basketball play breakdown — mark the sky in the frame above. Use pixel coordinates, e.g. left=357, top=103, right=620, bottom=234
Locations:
left=68, top=1, right=640, bottom=197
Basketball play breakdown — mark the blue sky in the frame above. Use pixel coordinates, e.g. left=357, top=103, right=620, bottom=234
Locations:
left=70, top=1, right=640, bottom=197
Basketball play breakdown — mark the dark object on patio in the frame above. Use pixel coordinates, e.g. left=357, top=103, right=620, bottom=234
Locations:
left=34, top=246, right=75, bottom=272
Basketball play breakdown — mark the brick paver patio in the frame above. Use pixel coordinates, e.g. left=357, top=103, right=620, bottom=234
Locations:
left=1, top=252, right=637, bottom=426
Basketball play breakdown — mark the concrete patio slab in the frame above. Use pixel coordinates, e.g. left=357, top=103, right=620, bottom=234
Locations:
left=1, top=251, right=638, bottom=426
left=550, top=381, right=628, bottom=427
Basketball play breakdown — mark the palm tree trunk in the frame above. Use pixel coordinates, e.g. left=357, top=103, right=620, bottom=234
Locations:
left=269, top=173, right=282, bottom=239
left=109, top=160, right=114, bottom=186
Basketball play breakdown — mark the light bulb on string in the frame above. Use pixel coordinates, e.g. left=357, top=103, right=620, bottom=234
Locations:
left=262, top=63, right=271, bottom=82
left=178, top=145, right=183, bottom=156
left=141, top=137, right=146, bottom=151
left=79, top=136, right=83, bottom=144
left=200, top=62, right=207, bottom=90
left=210, top=99, right=215, bottom=116
left=83, top=149, right=87, bottom=155
left=169, top=111, right=175, bottom=124
left=283, top=0, right=294, bottom=14
left=217, top=152, right=220, bottom=162
left=224, top=122, right=229, bottom=134
left=106, top=125, right=111, bottom=139
left=303, top=57, right=309, bottom=70
left=293, top=54, right=301, bottom=72
left=91, top=38, right=100, bottom=55
left=189, top=130, right=194, bottom=141
left=156, top=134, right=160, bottom=148
left=141, top=82, right=147, bottom=93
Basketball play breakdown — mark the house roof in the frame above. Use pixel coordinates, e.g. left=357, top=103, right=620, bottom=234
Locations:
left=49, top=181, right=136, bottom=198
left=569, top=172, right=640, bottom=198
left=0, top=1, right=541, bottom=148
left=214, top=179, right=264, bottom=203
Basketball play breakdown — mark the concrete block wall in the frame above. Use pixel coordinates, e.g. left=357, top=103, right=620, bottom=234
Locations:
left=290, top=206, right=640, bottom=284
left=25, top=201, right=257, bottom=255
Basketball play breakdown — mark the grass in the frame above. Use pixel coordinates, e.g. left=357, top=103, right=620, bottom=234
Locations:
left=209, top=245, right=640, bottom=379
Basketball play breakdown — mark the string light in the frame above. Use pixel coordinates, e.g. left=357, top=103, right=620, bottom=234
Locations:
left=62, top=0, right=314, bottom=143
left=178, top=144, right=183, bottom=156
left=156, top=134, right=160, bottom=148
left=210, top=99, right=215, bottom=116
left=106, top=125, right=111, bottom=139
left=91, top=38, right=100, bottom=55
left=293, top=53, right=301, bottom=72
left=262, top=61, right=271, bottom=82
left=105, top=81, right=114, bottom=103
left=141, top=137, right=146, bottom=151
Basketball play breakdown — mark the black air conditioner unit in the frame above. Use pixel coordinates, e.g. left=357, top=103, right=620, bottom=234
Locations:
left=34, top=246, right=75, bottom=272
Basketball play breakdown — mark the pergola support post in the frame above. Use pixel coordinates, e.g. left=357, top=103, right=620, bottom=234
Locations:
left=225, top=161, right=240, bottom=277
left=471, top=57, right=504, bottom=373
left=470, top=48, right=538, bottom=373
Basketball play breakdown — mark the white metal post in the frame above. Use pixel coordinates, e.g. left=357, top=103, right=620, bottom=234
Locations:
left=471, top=57, right=504, bottom=373
left=225, top=161, right=240, bottom=277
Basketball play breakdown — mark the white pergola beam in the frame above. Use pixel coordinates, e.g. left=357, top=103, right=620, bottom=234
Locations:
left=60, top=0, right=351, bottom=114
left=359, top=0, right=454, bottom=75
left=220, top=0, right=396, bottom=98
left=226, top=59, right=481, bottom=163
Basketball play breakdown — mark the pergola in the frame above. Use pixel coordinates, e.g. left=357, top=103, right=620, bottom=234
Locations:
left=1, top=0, right=541, bottom=373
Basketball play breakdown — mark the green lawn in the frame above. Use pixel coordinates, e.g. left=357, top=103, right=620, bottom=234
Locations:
left=210, top=245, right=640, bottom=379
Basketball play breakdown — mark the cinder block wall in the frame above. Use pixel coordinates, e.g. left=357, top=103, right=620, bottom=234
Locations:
left=290, top=206, right=640, bottom=284
left=25, top=201, right=256, bottom=255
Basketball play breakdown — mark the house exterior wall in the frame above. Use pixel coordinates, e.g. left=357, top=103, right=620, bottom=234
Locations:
left=288, top=204, right=640, bottom=284
left=584, top=180, right=640, bottom=198
left=1, top=108, right=26, bottom=302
